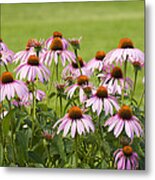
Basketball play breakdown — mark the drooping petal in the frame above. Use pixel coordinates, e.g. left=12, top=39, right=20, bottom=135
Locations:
left=71, top=120, right=77, bottom=138
left=63, top=119, right=72, bottom=137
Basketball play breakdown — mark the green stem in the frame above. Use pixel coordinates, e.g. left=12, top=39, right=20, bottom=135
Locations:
left=45, top=142, right=51, bottom=167
left=0, top=59, right=9, bottom=72
left=138, top=88, right=144, bottom=108
left=74, top=49, right=82, bottom=75
left=55, top=94, right=58, bottom=114
left=55, top=59, right=59, bottom=114
left=98, top=114, right=103, bottom=138
left=7, top=99, right=16, bottom=163
left=121, top=56, right=128, bottom=105
left=74, top=134, right=78, bottom=168
left=36, top=50, right=39, bottom=57
left=31, top=82, right=36, bottom=147
left=56, top=58, right=59, bottom=82
left=47, top=61, right=55, bottom=103
left=59, top=95, right=63, bottom=117
left=0, top=122, right=3, bottom=142
left=50, top=61, right=55, bottom=86
left=131, top=69, right=138, bottom=102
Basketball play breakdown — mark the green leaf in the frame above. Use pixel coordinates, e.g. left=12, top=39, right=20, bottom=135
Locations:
left=6, top=144, right=14, bottom=162
left=15, top=131, right=29, bottom=165
left=0, top=143, right=3, bottom=166
left=37, top=103, right=48, bottom=111
left=71, top=153, right=77, bottom=168
left=48, top=92, right=56, bottom=99
left=31, top=139, right=48, bottom=163
left=101, top=159, right=108, bottom=169
left=28, top=151, right=43, bottom=164
left=50, top=135, right=66, bottom=161
left=102, top=141, right=111, bottom=156
left=2, top=109, right=16, bottom=136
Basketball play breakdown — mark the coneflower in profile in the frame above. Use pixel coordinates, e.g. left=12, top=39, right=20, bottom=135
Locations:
left=87, top=50, right=106, bottom=72
left=13, top=39, right=46, bottom=64
left=53, top=106, right=95, bottom=138
left=104, top=38, right=144, bottom=65
left=86, top=86, right=119, bottom=116
left=104, top=105, right=143, bottom=139
left=41, top=37, right=76, bottom=66
left=98, top=65, right=133, bottom=95
left=0, top=71, right=28, bottom=102
left=114, top=146, right=139, bottom=170
left=66, top=75, right=93, bottom=103
left=62, top=56, right=91, bottom=78
left=0, top=51, right=14, bottom=65
left=12, top=89, right=46, bottom=107
left=15, top=55, right=50, bottom=83
left=0, top=38, right=12, bottom=52
left=46, top=31, right=69, bottom=50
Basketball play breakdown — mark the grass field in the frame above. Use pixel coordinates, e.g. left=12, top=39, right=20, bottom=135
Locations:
left=1, top=1, right=144, bottom=107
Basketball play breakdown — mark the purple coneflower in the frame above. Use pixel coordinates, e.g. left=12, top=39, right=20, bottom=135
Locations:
left=104, top=38, right=144, bottom=65
left=132, top=60, right=144, bottom=70
left=62, top=56, right=91, bottom=78
left=46, top=31, right=69, bottom=50
left=104, top=105, right=143, bottom=139
left=41, top=37, right=76, bottom=66
left=27, top=89, right=46, bottom=102
left=53, top=106, right=95, bottom=138
left=15, top=55, right=50, bottom=83
left=98, top=66, right=133, bottom=95
left=12, top=89, right=45, bottom=107
left=0, top=38, right=9, bottom=52
left=66, top=75, right=93, bottom=103
left=42, top=130, right=54, bottom=140
left=13, top=39, right=46, bottom=64
left=86, top=86, right=119, bottom=116
left=0, top=72, right=28, bottom=102
left=87, top=51, right=106, bottom=72
left=0, top=51, right=14, bottom=65
left=114, top=146, right=139, bottom=170
left=12, top=97, right=30, bottom=107
left=68, top=37, right=82, bottom=50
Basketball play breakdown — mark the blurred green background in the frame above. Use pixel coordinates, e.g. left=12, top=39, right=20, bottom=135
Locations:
left=1, top=1, right=144, bottom=106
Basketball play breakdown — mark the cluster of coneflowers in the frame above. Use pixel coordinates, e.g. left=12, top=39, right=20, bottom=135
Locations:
left=0, top=32, right=144, bottom=169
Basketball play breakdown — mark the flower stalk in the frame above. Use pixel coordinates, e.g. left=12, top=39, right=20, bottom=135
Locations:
left=121, top=55, right=128, bottom=104
left=31, top=82, right=36, bottom=147
left=0, top=59, right=9, bottom=72
left=74, top=49, right=82, bottom=75
left=138, top=88, right=144, bottom=108
left=131, top=68, right=138, bottom=102
left=74, top=134, right=78, bottom=168
left=7, top=98, right=16, bottom=163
